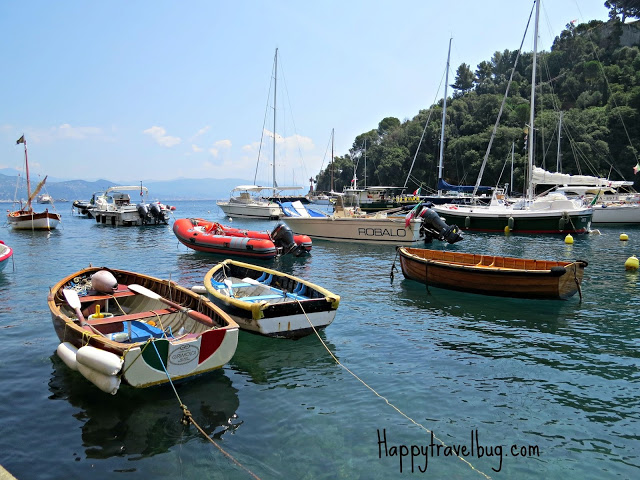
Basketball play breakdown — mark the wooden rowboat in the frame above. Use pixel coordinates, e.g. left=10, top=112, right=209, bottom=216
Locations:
left=48, top=267, right=239, bottom=394
left=201, top=259, right=340, bottom=339
left=396, top=247, right=588, bottom=300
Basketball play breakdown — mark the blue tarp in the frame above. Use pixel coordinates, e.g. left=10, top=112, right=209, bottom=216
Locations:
left=437, top=179, right=493, bottom=193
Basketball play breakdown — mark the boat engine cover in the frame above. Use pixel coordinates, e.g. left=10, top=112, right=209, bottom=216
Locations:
left=271, top=223, right=307, bottom=256
left=150, top=203, right=162, bottom=218
left=419, top=207, right=463, bottom=244
left=137, top=203, right=150, bottom=219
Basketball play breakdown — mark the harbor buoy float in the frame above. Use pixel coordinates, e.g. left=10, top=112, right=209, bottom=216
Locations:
left=625, top=255, right=639, bottom=270
left=504, top=226, right=510, bottom=234
left=564, top=234, right=574, bottom=244
left=620, top=233, right=629, bottom=241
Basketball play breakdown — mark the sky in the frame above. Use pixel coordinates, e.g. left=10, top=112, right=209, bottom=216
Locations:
left=0, top=0, right=613, bottom=185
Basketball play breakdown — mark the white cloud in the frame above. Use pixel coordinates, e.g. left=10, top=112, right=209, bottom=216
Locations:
left=192, top=144, right=203, bottom=153
left=209, top=139, right=232, bottom=157
left=191, top=126, right=211, bottom=140
left=143, top=126, right=181, bottom=147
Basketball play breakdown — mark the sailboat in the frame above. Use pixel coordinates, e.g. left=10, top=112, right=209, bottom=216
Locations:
left=217, top=48, right=302, bottom=220
left=433, top=0, right=593, bottom=234
left=7, top=135, right=61, bottom=231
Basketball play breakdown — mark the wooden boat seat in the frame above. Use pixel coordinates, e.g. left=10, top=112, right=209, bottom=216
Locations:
left=79, top=284, right=135, bottom=303
left=239, top=293, right=307, bottom=302
left=211, top=282, right=254, bottom=290
left=87, top=307, right=178, bottom=326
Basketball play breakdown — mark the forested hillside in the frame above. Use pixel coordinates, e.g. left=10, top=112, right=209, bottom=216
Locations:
left=316, top=13, right=640, bottom=196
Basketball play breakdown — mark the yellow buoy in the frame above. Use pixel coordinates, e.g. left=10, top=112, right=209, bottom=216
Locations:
left=625, top=255, right=639, bottom=270
left=564, top=234, right=574, bottom=244
left=504, top=225, right=510, bottom=233
left=620, top=233, right=629, bottom=241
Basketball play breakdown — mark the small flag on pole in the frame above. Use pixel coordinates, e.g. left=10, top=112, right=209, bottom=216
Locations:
left=16, top=135, right=25, bottom=144
left=634, top=162, right=640, bottom=175
left=413, top=187, right=421, bottom=196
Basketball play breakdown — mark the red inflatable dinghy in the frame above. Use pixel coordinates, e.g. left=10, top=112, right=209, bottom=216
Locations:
left=173, top=218, right=312, bottom=259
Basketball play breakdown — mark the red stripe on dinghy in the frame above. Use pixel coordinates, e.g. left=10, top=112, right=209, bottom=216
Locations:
left=198, top=329, right=226, bottom=363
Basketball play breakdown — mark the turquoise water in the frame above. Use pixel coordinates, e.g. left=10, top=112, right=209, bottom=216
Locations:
left=0, top=201, right=638, bottom=479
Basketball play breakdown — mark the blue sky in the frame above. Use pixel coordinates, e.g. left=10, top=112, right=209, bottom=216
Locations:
left=0, top=0, right=611, bottom=185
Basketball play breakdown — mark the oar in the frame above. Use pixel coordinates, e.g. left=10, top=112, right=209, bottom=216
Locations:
left=128, top=284, right=214, bottom=327
left=63, top=289, right=88, bottom=326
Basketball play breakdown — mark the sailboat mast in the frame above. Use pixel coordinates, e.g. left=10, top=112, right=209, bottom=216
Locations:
left=22, top=137, right=32, bottom=211
left=364, top=139, right=367, bottom=189
left=557, top=111, right=563, bottom=172
left=510, top=141, right=515, bottom=197
left=437, top=37, right=452, bottom=196
left=527, top=0, right=540, bottom=201
left=330, top=128, right=334, bottom=192
left=273, top=48, right=278, bottom=189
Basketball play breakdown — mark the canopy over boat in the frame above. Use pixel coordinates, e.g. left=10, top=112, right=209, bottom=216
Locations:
left=532, top=167, right=633, bottom=188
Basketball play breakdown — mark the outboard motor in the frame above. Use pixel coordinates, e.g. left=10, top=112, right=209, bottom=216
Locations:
left=419, top=207, right=464, bottom=244
left=149, top=203, right=166, bottom=224
left=137, top=203, right=151, bottom=224
left=271, top=223, right=308, bottom=257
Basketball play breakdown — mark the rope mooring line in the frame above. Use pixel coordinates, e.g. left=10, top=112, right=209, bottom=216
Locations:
left=296, top=299, right=491, bottom=480
left=150, top=340, right=262, bottom=480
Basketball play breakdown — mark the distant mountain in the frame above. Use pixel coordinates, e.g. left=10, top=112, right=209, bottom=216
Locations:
left=0, top=174, right=288, bottom=202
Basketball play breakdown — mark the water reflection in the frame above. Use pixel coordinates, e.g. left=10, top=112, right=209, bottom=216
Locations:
left=229, top=331, right=339, bottom=385
left=48, top=355, right=240, bottom=460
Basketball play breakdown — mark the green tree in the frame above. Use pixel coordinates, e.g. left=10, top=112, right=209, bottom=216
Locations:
left=605, top=0, right=640, bottom=22
left=451, top=63, right=474, bottom=96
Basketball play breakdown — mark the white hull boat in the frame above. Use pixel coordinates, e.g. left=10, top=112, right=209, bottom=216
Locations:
left=217, top=187, right=282, bottom=220
left=280, top=200, right=463, bottom=245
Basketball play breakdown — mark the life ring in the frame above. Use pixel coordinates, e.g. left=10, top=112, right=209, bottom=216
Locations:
left=9, top=211, right=20, bottom=217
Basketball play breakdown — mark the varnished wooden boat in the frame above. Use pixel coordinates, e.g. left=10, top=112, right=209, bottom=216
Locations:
left=397, top=247, right=588, bottom=300
left=201, top=259, right=340, bottom=339
left=48, top=266, right=239, bottom=394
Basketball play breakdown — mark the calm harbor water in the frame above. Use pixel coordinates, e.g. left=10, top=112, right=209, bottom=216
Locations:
left=0, top=200, right=638, bottom=479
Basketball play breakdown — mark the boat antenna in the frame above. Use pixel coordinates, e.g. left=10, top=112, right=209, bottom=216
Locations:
left=437, top=38, right=452, bottom=196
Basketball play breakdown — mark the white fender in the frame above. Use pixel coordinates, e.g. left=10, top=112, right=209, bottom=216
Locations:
left=91, top=270, right=118, bottom=293
left=56, top=342, right=78, bottom=371
left=76, top=345, right=123, bottom=376
left=77, top=362, right=121, bottom=395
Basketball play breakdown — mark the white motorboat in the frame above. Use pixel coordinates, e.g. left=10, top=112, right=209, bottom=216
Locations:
left=91, top=186, right=170, bottom=226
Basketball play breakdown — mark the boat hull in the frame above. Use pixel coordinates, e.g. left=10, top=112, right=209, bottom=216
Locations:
left=397, top=247, right=587, bottom=300
left=282, top=216, right=423, bottom=245
left=217, top=201, right=281, bottom=219
left=48, top=267, right=239, bottom=390
left=203, top=259, right=340, bottom=339
left=0, top=241, right=13, bottom=272
left=7, top=210, right=61, bottom=230
left=591, top=204, right=640, bottom=224
left=173, top=218, right=311, bottom=259
left=432, top=205, right=592, bottom=234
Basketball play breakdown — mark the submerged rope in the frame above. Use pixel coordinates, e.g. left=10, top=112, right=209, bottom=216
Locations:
left=295, top=299, right=491, bottom=479
left=149, top=338, right=262, bottom=480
